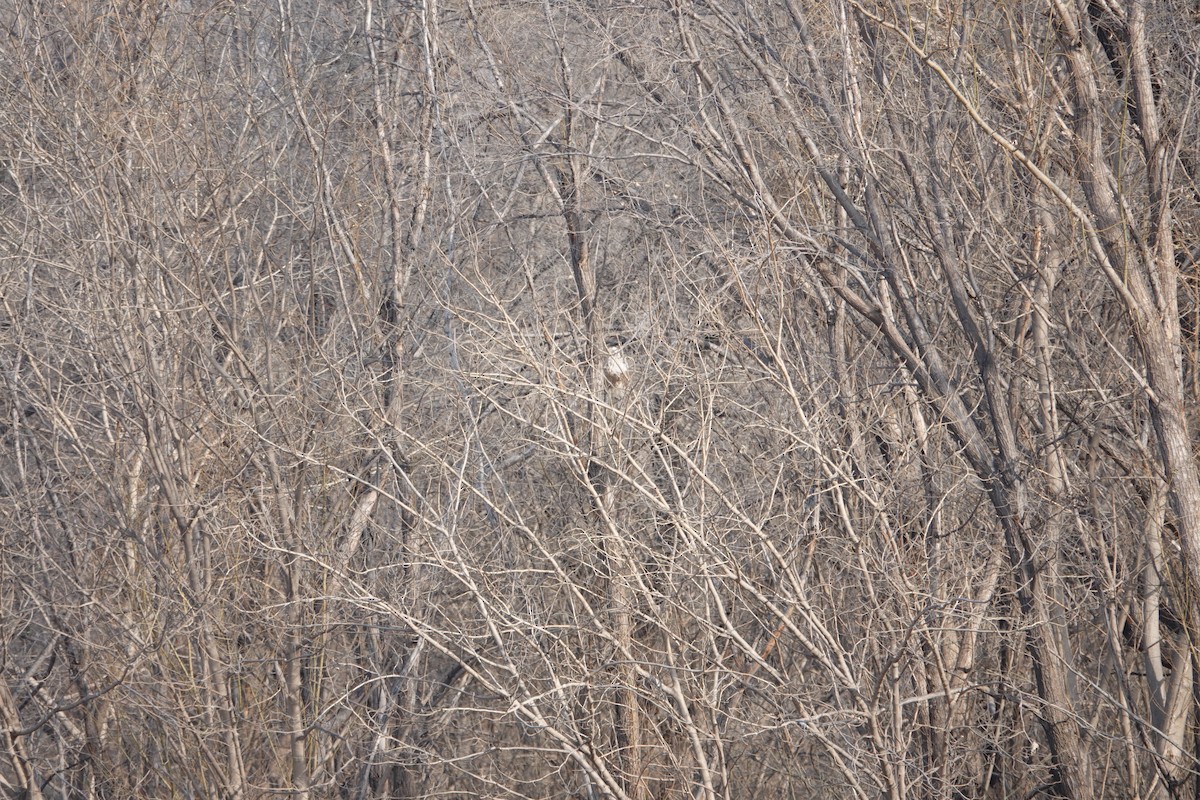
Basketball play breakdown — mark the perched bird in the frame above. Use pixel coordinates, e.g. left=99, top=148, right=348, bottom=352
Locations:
left=602, top=347, right=630, bottom=387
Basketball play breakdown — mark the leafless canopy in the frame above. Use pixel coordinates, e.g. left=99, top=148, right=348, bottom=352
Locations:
left=1, top=0, right=1199, bottom=797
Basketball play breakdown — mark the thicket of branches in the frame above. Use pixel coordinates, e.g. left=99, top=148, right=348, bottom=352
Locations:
left=2, top=0, right=1199, bottom=797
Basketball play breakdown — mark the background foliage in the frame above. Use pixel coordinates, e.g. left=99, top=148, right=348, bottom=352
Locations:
left=1, top=0, right=1199, bottom=797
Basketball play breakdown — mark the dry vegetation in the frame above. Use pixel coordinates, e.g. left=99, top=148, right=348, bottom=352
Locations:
left=1, top=0, right=1199, bottom=797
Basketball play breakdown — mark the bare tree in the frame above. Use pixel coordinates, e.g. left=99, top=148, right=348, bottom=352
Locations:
left=1, top=0, right=1198, bottom=798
